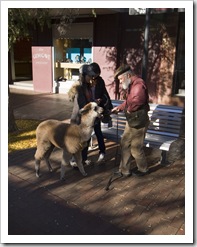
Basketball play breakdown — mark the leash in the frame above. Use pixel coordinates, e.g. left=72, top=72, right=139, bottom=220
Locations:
left=105, top=170, right=123, bottom=191
left=105, top=112, right=123, bottom=191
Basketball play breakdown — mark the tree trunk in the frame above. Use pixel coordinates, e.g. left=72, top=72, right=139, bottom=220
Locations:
left=8, top=86, right=18, bottom=133
left=8, top=51, right=18, bottom=133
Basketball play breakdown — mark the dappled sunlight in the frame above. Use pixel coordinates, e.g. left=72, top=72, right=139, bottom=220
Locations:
left=8, top=138, right=185, bottom=235
left=9, top=134, right=37, bottom=152
left=102, top=14, right=180, bottom=105
left=8, top=119, right=40, bottom=152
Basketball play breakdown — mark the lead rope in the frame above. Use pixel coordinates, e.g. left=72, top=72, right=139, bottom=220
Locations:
left=105, top=112, right=123, bottom=191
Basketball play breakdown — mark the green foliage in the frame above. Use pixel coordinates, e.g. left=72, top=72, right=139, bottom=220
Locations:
left=8, top=8, right=50, bottom=50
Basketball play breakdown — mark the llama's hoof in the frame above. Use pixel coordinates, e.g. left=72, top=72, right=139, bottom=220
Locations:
left=36, top=173, right=40, bottom=178
left=82, top=172, right=87, bottom=177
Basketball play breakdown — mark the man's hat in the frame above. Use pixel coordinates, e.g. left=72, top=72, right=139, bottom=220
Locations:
left=114, top=65, right=130, bottom=78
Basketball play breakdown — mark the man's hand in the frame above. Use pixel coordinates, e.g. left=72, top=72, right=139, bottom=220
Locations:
left=111, top=107, right=120, bottom=114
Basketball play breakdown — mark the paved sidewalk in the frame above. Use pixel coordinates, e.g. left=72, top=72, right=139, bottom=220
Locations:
left=7, top=88, right=185, bottom=242
left=9, top=88, right=73, bottom=121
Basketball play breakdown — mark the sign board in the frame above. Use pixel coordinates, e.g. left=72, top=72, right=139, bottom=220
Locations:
left=32, top=47, right=53, bottom=93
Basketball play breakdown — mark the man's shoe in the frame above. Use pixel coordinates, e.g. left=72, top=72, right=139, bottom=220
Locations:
left=132, top=169, right=149, bottom=177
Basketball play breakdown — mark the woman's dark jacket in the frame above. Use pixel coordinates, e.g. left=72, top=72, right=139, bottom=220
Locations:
left=69, top=76, right=113, bottom=124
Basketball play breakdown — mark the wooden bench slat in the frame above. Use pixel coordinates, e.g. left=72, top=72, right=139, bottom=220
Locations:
left=149, top=121, right=182, bottom=128
left=149, top=130, right=181, bottom=134
left=110, top=119, right=182, bottom=135
left=150, top=120, right=182, bottom=127
left=145, top=133, right=178, bottom=143
left=144, top=141, right=174, bottom=151
left=150, top=117, right=182, bottom=123
left=147, top=130, right=180, bottom=138
left=149, top=104, right=183, bottom=112
left=144, top=133, right=177, bottom=150
left=149, top=109, right=183, bottom=114
left=149, top=108, right=183, bottom=113
left=149, top=114, right=182, bottom=120
left=148, top=125, right=181, bottom=131
left=148, top=124, right=182, bottom=133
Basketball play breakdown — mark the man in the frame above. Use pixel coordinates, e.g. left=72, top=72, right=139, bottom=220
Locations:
left=111, top=65, right=150, bottom=177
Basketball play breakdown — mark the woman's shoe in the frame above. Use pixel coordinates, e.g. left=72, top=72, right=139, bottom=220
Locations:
left=97, top=153, right=105, bottom=163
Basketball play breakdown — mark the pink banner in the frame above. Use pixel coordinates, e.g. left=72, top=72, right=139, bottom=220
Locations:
left=32, top=47, right=53, bottom=93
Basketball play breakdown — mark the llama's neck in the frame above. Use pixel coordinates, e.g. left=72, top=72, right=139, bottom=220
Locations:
left=79, top=123, right=94, bottom=142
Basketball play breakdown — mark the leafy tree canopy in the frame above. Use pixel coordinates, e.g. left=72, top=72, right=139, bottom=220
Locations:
left=8, top=8, right=50, bottom=50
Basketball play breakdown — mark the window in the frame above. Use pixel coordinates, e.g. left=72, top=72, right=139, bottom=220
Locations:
left=64, top=39, right=92, bottom=63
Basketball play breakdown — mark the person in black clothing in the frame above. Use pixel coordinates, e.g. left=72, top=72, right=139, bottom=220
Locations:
left=68, top=63, right=113, bottom=166
left=85, top=62, right=113, bottom=163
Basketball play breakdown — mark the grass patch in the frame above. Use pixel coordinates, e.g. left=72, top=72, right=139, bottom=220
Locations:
left=8, top=119, right=41, bottom=153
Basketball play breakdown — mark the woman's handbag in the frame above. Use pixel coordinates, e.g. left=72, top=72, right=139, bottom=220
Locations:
left=125, top=108, right=149, bottom=129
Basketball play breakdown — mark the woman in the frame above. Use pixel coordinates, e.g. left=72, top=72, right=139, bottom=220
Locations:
left=85, top=62, right=113, bottom=163
left=68, top=62, right=113, bottom=166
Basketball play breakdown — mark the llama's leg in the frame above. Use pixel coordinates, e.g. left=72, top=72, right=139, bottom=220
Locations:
left=74, top=152, right=87, bottom=176
left=60, top=150, right=72, bottom=180
left=44, top=145, right=55, bottom=172
left=35, top=159, right=41, bottom=178
left=34, top=143, right=53, bottom=177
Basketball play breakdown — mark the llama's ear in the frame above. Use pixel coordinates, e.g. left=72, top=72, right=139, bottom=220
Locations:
left=79, top=107, right=88, bottom=115
left=79, top=102, right=92, bottom=115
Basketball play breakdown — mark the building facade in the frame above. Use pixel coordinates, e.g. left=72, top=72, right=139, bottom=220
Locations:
left=10, top=8, right=185, bottom=106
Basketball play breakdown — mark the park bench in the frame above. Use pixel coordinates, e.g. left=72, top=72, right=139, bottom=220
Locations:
left=96, top=100, right=184, bottom=165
